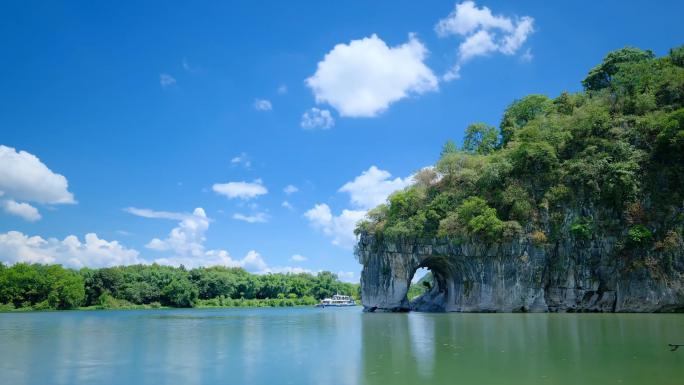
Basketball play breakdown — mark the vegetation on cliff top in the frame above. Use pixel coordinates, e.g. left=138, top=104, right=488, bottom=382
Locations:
left=0, top=262, right=357, bottom=311
left=356, top=45, right=684, bottom=260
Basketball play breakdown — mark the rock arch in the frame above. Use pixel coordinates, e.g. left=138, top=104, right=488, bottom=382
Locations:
left=356, top=233, right=684, bottom=312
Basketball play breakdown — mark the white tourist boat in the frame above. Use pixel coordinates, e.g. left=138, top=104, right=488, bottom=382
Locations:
left=316, top=294, right=356, bottom=307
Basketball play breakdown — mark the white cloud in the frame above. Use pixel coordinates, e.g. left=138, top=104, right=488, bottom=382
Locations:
left=283, top=184, right=299, bottom=194
left=290, top=254, right=307, bottom=262
left=145, top=207, right=209, bottom=258
left=305, top=204, right=366, bottom=249
left=154, top=249, right=270, bottom=273
left=0, top=145, right=76, bottom=221
left=336, top=271, right=357, bottom=283
left=2, top=200, right=41, bottom=222
left=134, top=207, right=273, bottom=272
left=520, top=48, right=533, bottom=63
left=435, top=1, right=535, bottom=80
left=305, top=166, right=412, bottom=249
left=458, top=29, right=499, bottom=61
left=0, top=145, right=75, bottom=205
left=306, top=33, right=438, bottom=117
left=213, top=179, right=267, bottom=200
left=281, top=201, right=294, bottom=210
left=277, top=84, right=288, bottom=94
left=232, top=212, right=269, bottom=223
left=230, top=153, right=251, bottom=168
left=160, top=73, right=176, bottom=87
left=301, top=108, right=335, bottom=130
left=339, top=166, right=412, bottom=210
left=435, top=1, right=513, bottom=36
left=254, top=99, right=272, bottom=111
left=304, top=203, right=333, bottom=228
left=124, top=207, right=198, bottom=221
left=0, top=231, right=142, bottom=268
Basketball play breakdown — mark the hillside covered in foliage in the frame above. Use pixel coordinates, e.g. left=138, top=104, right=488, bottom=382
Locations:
left=0, top=263, right=357, bottom=311
left=356, top=45, right=684, bottom=269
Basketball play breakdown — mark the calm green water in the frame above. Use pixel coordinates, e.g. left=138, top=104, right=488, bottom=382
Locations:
left=1, top=308, right=683, bottom=385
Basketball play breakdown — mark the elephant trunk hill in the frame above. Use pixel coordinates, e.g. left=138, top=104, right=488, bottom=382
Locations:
left=356, top=45, right=684, bottom=313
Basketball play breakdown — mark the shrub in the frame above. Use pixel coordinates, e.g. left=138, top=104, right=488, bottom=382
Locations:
left=502, top=221, right=523, bottom=239
left=530, top=230, right=548, bottom=245
left=628, top=225, right=653, bottom=244
left=570, top=218, right=593, bottom=239
left=456, top=197, right=504, bottom=241
left=656, top=230, right=683, bottom=252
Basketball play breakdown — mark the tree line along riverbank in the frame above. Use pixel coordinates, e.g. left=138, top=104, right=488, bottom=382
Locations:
left=0, top=263, right=358, bottom=311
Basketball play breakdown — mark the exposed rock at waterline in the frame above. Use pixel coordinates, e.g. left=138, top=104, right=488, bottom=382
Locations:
left=357, top=233, right=684, bottom=313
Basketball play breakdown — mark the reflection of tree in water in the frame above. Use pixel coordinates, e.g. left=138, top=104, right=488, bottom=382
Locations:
left=360, top=313, right=684, bottom=385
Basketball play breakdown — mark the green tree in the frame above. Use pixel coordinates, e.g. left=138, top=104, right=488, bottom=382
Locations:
left=582, top=47, right=655, bottom=91
left=440, top=140, right=458, bottom=157
left=500, top=95, right=553, bottom=145
left=162, top=277, right=198, bottom=307
left=463, top=123, right=498, bottom=154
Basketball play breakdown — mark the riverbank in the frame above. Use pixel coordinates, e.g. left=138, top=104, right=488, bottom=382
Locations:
left=0, top=295, right=328, bottom=312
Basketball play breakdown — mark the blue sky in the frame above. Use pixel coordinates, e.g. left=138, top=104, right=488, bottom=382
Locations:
left=1, top=1, right=683, bottom=281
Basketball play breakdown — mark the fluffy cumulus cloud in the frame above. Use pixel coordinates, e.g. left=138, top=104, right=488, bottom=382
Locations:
left=339, top=166, right=412, bottom=210
left=232, top=212, right=269, bottom=223
left=301, top=108, right=335, bottom=130
left=306, top=34, right=438, bottom=117
left=3, top=200, right=41, bottom=222
left=305, top=166, right=412, bottom=249
left=212, top=179, right=268, bottom=200
left=145, top=208, right=210, bottom=258
left=0, top=231, right=142, bottom=268
left=304, top=203, right=366, bottom=249
left=435, top=1, right=535, bottom=80
left=254, top=99, right=272, bottom=111
left=129, top=206, right=276, bottom=272
left=0, top=145, right=75, bottom=221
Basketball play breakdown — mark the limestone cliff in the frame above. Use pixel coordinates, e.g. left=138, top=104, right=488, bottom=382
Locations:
left=357, top=233, right=684, bottom=312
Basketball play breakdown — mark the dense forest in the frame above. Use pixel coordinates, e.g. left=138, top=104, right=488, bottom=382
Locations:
left=0, top=263, right=358, bottom=311
left=356, top=45, right=684, bottom=271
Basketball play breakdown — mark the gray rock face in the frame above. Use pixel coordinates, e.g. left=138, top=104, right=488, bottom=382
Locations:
left=357, top=234, right=684, bottom=313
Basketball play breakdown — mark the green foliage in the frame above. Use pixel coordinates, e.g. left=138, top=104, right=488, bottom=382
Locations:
left=162, top=277, right=198, bottom=307
left=670, top=45, right=684, bottom=67
left=463, top=123, right=499, bottom=154
left=0, top=263, right=358, bottom=311
left=627, top=225, right=653, bottom=245
left=354, top=45, right=684, bottom=264
left=570, top=218, right=593, bottom=240
left=445, top=197, right=504, bottom=241
left=500, top=94, right=553, bottom=145
left=0, top=263, right=85, bottom=310
left=582, top=47, right=655, bottom=91
left=407, top=272, right=433, bottom=300
left=440, top=140, right=458, bottom=157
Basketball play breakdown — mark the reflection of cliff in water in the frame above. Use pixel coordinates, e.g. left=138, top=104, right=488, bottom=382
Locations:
left=360, top=313, right=684, bottom=385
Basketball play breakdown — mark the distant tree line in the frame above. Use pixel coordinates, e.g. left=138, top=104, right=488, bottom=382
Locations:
left=0, top=263, right=358, bottom=310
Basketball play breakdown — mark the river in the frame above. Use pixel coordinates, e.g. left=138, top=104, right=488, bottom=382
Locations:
left=1, top=307, right=682, bottom=385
